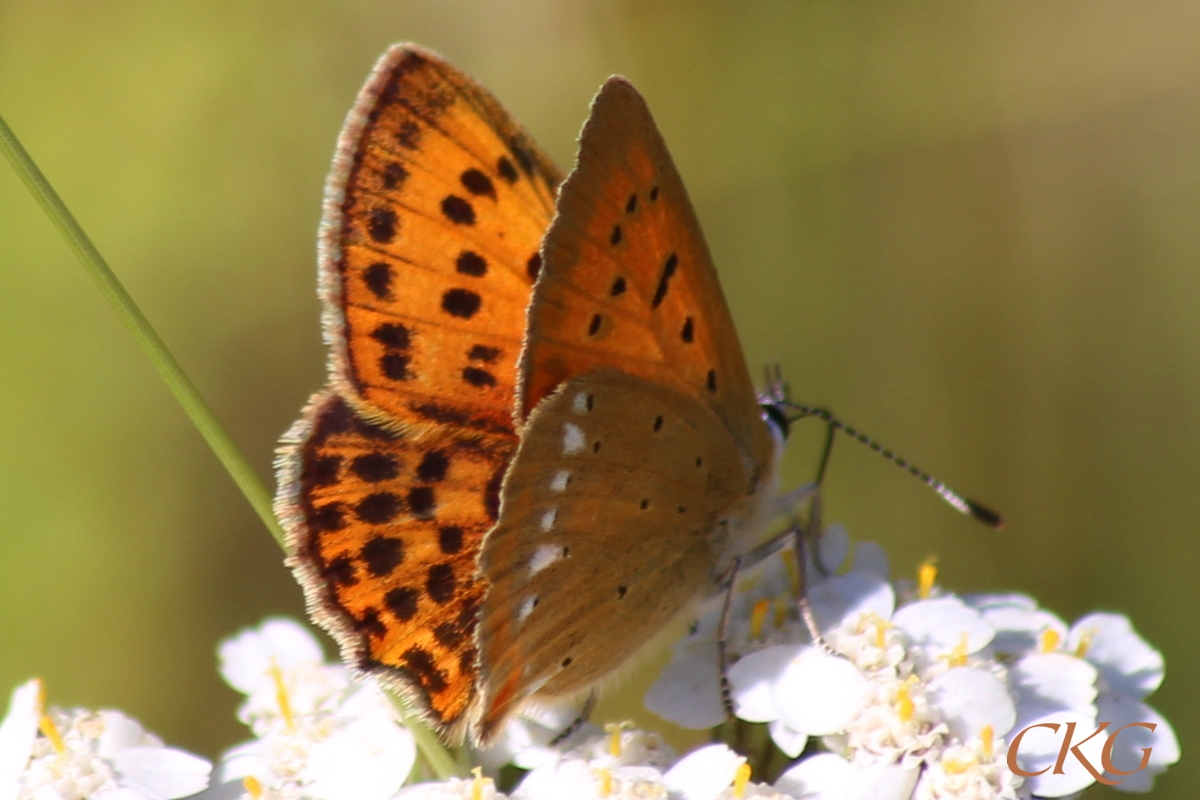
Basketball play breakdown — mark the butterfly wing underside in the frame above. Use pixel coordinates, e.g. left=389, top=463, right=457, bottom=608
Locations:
left=276, top=44, right=562, bottom=742
left=517, top=76, right=772, bottom=470
left=475, top=78, right=777, bottom=737
left=475, top=370, right=752, bottom=740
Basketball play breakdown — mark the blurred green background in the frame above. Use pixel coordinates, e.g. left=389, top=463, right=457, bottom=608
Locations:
left=1, top=2, right=1195, bottom=796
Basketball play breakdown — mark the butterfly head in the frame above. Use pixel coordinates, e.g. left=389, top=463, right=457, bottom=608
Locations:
left=757, top=363, right=792, bottom=443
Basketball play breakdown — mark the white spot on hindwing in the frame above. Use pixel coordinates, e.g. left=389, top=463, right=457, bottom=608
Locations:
left=529, top=543, right=563, bottom=575
left=550, top=470, right=570, bottom=492
left=518, top=596, right=538, bottom=623
left=563, top=423, right=585, bottom=454
left=572, top=392, right=590, bottom=414
left=540, top=506, right=558, bottom=531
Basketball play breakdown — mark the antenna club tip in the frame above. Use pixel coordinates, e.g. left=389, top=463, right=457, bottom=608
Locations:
left=966, top=498, right=1004, bottom=530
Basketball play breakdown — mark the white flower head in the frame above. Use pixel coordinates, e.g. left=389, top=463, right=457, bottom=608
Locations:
left=213, top=618, right=415, bottom=800
left=0, top=678, right=211, bottom=800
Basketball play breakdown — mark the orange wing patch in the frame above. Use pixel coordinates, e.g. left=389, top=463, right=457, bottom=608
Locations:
left=279, top=393, right=509, bottom=737
left=277, top=44, right=562, bottom=742
left=518, top=78, right=770, bottom=473
left=324, top=45, right=562, bottom=440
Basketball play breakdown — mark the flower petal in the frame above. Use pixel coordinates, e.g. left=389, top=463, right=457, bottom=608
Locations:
left=892, top=597, right=994, bottom=656
left=110, top=746, right=212, bottom=799
left=1069, top=613, right=1163, bottom=699
left=774, top=753, right=853, bottom=799
left=1094, top=694, right=1178, bottom=792
left=1011, top=653, right=1098, bottom=716
left=644, top=641, right=725, bottom=729
left=1007, top=708, right=1101, bottom=798
left=767, top=719, right=808, bottom=759
left=729, top=645, right=802, bottom=723
left=809, top=572, right=895, bottom=633
left=774, top=650, right=868, bottom=735
left=927, top=666, right=1017, bottom=741
left=0, top=680, right=41, bottom=800
left=663, top=744, right=743, bottom=800
left=218, top=618, right=325, bottom=694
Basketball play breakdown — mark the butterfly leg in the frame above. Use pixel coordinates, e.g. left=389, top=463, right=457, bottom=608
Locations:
left=715, top=555, right=743, bottom=719
left=547, top=691, right=598, bottom=747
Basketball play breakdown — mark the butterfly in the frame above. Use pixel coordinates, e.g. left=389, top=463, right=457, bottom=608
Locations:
left=275, top=43, right=792, bottom=746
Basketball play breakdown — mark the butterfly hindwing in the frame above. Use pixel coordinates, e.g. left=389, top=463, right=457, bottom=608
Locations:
left=277, top=392, right=508, bottom=740
left=324, top=44, right=562, bottom=440
left=475, top=369, right=754, bottom=739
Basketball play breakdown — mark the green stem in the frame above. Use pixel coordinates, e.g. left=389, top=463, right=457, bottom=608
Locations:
left=0, top=111, right=287, bottom=551
left=386, top=694, right=462, bottom=780
left=1, top=108, right=465, bottom=777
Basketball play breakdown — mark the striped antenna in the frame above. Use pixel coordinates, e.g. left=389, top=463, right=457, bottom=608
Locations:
left=785, top=401, right=1003, bottom=529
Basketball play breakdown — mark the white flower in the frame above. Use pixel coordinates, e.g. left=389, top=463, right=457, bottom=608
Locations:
left=511, top=726, right=673, bottom=800
left=393, top=773, right=506, bottom=800
left=0, top=678, right=211, bottom=800
left=642, top=526, right=1178, bottom=800
left=212, top=618, right=415, bottom=800
left=911, top=737, right=1021, bottom=800
left=775, top=753, right=918, bottom=800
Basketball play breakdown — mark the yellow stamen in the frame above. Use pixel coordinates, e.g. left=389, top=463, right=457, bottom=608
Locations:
left=733, top=762, right=752, bottom=798
left=593, top=767, right=613, bottom=798
left=946, top=631, right=969, bottom=667
left=943, top=756, right=974, bottom=775
left=1039, top=628, right=1061, bottom=654
left=243, top=776, right=264, bottom=800
left=37, top=713, right=65, bottom=754
left=875, top=617, right=890, bottom=649
left=895, top=683, right=914, bottom=722
left=605, top=721, right=629, bottom=757
left=471, top=767, right=491, bottom=800
left=917, top=558, right=937, bottom=599
left=750, top=599, right=770, bottom=640
left=981, top=725, right=995, bottom=759
left=268, top=664, right=295, bottom=731
left=34, top=682, right=65, bottom=755
left=1073, top=628, right=1095, bottom=659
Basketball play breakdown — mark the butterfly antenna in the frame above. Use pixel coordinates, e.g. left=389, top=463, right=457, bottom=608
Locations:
left=784, top=402, right=1003, bottom=529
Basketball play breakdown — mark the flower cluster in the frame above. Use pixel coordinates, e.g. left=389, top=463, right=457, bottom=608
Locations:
left=208, top=618, right=416, bottom=800
left=647, top=526, right=1179, bottom=798
left=0, top=527, right=1177, bottom=800
left=0, top=678, right=211, bottom=800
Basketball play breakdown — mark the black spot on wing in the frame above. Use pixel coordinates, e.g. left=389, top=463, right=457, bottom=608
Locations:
left=463, top=366, right=497, bottom=388
left=426, top=563, right=456, bottom=604
left=651, top=253, right=678, bottom=309
left=371, top=322, right=411, bottom=350
left=363, top=262, right=393, bottom=300
left=441, top=195, right=476, bottom=225
left=351, top=452, right=399, bottom=483
left=367, top=208, right=398, bottom=243
left=455, top=250, right=487, bottom=277
left=497, top=156, right=519, bottom=183
left=361, top=536, right=404, bottom=577
left=441, top=288, right=481, bottom=319
left=460, top=168, right=496, bottom=198
left=381, top=162, right=408, bottom=190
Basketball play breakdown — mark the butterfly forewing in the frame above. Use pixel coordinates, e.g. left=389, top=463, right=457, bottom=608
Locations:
left=475, top=79, right=780, bottom=737
left=475, top=370, right=754, bottom=739
left=518, top=77, right=772, bottom=476
left=325, top=45, right=562, bottom=439
left=278, top=44, right=563, bottom=742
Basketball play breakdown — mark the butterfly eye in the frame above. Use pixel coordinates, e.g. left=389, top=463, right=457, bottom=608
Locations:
left=760, top=402, right=791, bottom=441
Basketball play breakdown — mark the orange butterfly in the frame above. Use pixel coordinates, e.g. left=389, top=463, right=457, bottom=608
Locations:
left=276, top=44, right=787, bottom=745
